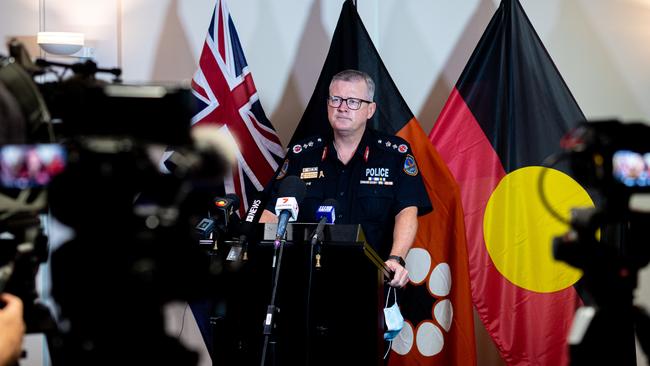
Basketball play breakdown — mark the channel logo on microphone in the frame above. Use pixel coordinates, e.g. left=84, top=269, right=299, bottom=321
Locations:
left=317, top=205, right=334, bottom=213
left=316, top=205, right=336, bottom=224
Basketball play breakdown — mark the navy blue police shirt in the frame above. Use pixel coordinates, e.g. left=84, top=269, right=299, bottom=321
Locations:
left=266, top=128, right=433, bottom=259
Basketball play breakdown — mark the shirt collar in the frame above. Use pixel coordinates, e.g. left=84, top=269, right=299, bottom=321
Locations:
left=328, top=128, right=372, bottom=161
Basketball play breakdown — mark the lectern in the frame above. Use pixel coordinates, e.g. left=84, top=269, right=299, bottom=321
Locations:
left=211, top=223, right=388, bottom=366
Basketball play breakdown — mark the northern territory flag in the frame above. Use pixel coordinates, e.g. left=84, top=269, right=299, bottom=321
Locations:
left=429, top=0, right=591, bottom=365
left=291, top=1, right=476, bottom=364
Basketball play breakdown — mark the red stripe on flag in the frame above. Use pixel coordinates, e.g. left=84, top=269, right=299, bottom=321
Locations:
left=191, top=79, right=208, bottom=100
left=217, top=5, right=226, bottom=61
left=430, top=88, right=580, bottom=366
left=231, top=72, right=256, bottom=102
left=248, top=112, right=280, bottom=143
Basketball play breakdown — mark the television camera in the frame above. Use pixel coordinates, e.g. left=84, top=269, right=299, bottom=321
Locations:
left=0, top=40, right=234, bottom=365
left=542, top=120, right=650, bottom=366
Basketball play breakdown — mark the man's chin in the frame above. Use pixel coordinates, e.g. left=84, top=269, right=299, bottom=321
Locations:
left=330, top=119, right=366, bottom=136
left=333, top=125, right=351, bottom=133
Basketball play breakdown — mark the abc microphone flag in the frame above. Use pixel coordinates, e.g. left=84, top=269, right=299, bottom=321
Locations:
left=315, top=199, right=339, bottom=224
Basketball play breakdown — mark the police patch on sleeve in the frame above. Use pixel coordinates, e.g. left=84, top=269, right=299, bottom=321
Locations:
left=403, top=154, right=419, bottom=176
left=276, top=159, right=289, bottom=180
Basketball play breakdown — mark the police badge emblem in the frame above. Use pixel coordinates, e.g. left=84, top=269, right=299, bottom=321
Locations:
left=403, top=154, right=419, bottom=176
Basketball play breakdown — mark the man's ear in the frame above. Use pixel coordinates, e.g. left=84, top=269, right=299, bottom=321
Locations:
left=366, top=102, right=377, bottom=119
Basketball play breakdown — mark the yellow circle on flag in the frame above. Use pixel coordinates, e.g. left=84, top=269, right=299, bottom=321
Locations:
left=484, top=166, right=593, bottom=293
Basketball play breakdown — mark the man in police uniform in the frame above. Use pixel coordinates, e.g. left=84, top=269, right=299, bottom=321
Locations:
left=260, top=69, right=432, bottom=288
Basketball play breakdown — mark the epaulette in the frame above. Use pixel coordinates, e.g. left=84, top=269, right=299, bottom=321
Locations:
left=288, top=135, right=325, bottom=155
left=372, top=133, right=411, bottom=155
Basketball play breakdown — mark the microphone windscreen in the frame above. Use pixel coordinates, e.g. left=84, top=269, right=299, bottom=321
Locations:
left=316, top=198, right=339, bottom=223
left=278, top=175, right=306, bottom=204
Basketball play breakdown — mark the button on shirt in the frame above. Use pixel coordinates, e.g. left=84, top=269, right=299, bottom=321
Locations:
left=267, top=128, right=433, bottom=259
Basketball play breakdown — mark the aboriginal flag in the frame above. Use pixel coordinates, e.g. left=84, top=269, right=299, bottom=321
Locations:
left=291, top=1, right=476, bottom=364
left=429, top=0, right=591, bottom=365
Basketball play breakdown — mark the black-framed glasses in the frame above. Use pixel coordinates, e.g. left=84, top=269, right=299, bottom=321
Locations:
left=327, top=96, right=372, bottom=110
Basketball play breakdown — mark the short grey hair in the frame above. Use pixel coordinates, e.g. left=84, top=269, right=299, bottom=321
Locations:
left=330, top=69, right=375, bottom=101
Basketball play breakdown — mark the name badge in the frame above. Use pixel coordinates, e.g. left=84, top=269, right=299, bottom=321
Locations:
left=300, top=167, right=319, bottom=179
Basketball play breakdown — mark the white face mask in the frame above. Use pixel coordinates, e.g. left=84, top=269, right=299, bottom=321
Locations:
left=383, top=287, right=404, bottom=342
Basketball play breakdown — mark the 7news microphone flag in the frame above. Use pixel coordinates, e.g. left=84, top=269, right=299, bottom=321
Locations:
left=429, top=0, right=591, bottom=365
left=273, top=176, right=306, bottom=244
left=290, top=1, right=476, bottom=365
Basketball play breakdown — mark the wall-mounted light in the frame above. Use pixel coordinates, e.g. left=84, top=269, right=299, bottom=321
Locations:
left=37, top=32, right=85, bottom=56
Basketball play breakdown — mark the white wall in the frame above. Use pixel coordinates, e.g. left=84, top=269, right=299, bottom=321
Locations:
left=2, top=0, right=650, bottom=365
left=4, top=0, right=648, bottom=139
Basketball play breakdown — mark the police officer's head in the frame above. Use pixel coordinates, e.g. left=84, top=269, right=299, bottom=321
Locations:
left=327, top=70, right=376, bottom=138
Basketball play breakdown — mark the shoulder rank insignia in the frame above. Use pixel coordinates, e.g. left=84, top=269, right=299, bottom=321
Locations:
left=403, top=154, right=419, bottom=176
left=398, top=144, right=408, bottom=153
left=292, top=144, right=303, bottom=154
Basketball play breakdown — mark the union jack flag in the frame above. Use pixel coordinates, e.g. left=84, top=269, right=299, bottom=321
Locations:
left=191, top=0, right=284, bottom=216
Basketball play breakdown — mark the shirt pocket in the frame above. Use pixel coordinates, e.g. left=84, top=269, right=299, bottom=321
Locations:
left=298, top=178, right=325, bottom=222
left=356, top=185, right=394, bottom=224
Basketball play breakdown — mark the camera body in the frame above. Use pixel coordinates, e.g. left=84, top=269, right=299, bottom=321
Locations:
left=0, top=42, right=230, bottom=364
left=565, top=120, right=650, bottom=200
left=555, top=120, right=650, bottom=268
left=555, top=120, right=650, bottom=365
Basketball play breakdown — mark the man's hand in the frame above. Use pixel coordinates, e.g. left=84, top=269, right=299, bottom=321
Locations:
left=259, top=209, right=279, bottom=223
left=386, top=206, right=418, bottom=288
left=385, top=259, right=409, bottom=288
left=0, top=293, right=25, bottom=366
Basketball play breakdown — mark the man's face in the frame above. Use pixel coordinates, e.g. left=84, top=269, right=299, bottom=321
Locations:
left=327, top=79, right=376, bottom=137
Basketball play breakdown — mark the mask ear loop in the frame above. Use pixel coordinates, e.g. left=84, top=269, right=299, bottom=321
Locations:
left=383, top=287, right=398, bottom=359
left=384, top=286, right=397, bottom=307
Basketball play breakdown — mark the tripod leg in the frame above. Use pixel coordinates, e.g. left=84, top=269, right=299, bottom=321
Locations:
left=571, top=305, right=636, bottom=366
left=634, top=306, right=650, bottom=365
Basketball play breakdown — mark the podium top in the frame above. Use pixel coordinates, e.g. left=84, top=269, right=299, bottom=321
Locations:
left=257, top=222, right=392, bottom=280
left=259, top=222, right=361, bottom=244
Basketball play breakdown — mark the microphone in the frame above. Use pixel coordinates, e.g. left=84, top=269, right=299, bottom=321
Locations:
left=315, top=199, right=339, bottom=224
left=311, top=199, right=339, bottom=246
left=226, top=192, right=265, bottom=262
left=195, top=193, right=240, bottom=248
left=195, top=217, right=216, bottom=240
left=274, top=176, right=306, bottom=246
left=213, top=193, right=239, bottom=229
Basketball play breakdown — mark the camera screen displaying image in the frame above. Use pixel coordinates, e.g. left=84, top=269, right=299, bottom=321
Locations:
left=612, top=150, right=650, bottom=188
left=0, top=144, right=66, bottom=189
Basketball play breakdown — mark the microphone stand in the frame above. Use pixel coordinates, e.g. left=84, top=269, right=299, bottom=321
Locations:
left=305, top=219, right=326, bottom=366
left=260, top=234, right=287, bottom=366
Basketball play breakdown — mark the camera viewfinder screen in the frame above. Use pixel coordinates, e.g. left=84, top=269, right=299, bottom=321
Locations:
left=612, top=150, right=650, bottom=188
left=0, top=144, right=66, bottom=189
